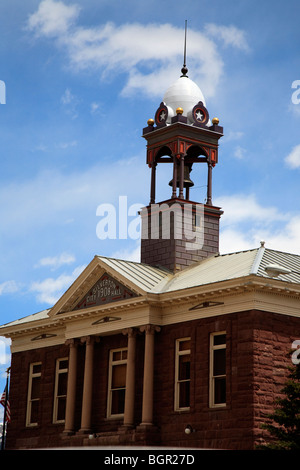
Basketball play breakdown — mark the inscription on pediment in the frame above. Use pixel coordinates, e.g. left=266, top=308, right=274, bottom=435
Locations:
left=73, top=273, right=137, bottom=310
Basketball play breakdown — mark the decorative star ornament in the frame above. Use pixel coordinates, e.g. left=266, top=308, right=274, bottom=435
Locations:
left=191, top=101, right=209, bottom=126
left=196, top=110, right=203, bottom=121
left=160, top=111, right=166, bottom=121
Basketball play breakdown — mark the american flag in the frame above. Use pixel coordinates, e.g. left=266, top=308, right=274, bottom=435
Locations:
left=0, top=388, right=11, bottom=423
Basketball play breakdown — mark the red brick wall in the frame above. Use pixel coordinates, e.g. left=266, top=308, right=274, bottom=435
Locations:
left=5, top=310, right=300, bottom=449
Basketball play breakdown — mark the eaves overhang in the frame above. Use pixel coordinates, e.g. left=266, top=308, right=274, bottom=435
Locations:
left=2, top=273, right=300, bottom=340
left=149, top=273, right=300, bottom=307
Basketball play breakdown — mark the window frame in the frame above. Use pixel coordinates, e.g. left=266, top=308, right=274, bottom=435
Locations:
left=209, top=331, right=226, bottom=408
left=174, top=337, right=191, bottom=411
left=26, top=362, right=42, bottom=427
left=52, top=357, right=68, bottom=424
left=107, top=347, right=128, bottom=419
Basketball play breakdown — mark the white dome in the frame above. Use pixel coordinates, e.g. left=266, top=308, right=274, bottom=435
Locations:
left=162, top=76, right=206, bottom=124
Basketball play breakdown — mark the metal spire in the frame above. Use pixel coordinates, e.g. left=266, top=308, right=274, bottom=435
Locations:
left=181, top=20, right=188, bottom=77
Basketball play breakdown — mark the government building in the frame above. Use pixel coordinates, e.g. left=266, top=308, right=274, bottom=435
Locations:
left=1, top=59, right=300, bottom=450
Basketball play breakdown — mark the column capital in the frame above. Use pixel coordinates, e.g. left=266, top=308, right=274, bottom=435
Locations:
left=122, top=327, right=138, bottom=338
left=80, top=335, right=100, bottom=345
left=65, top=338, right=78, bottom=347
left=140, top=324, right=161, bottom=335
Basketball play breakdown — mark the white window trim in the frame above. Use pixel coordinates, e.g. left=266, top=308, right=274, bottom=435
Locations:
left=209, top=331, right=226, bottom=408
left=107, top=348, right=127, bottom=419
left=174, top=337, right=191, bottom=411
left=26, top=362, right=42, bottom=427
left=53, top=357, right=68, bottom=424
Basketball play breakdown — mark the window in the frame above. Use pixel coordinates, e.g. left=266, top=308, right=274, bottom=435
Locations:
left=174, top=338, right=191, bottom=411
left=53, top=358, right=68, bottom=423
left=107, top=348, right=127, bottom=418
left=26, top=362, right=42, bottom=426
left=209, top=332, right=226, bottom=408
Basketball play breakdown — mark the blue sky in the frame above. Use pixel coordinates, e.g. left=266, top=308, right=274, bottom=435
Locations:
left=0, top=0, right=300, bottom=403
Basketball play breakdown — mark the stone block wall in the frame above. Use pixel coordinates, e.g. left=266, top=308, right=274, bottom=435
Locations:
left=140, top=200, right=222, bottom=271
left=5, top=310, right=299, bottom=450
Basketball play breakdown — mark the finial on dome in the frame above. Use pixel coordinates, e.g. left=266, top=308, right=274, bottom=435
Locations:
left=181, top=20, right=188, bottom=77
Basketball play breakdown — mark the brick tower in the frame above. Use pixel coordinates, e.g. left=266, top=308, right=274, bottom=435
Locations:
left=140, top=61, right=224, bottom=272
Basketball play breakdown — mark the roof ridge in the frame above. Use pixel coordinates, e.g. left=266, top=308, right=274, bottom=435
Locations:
left=217, top=247, right=259, bottom=258
left=250, top=247, right=264, bottom=274
left=96, top=254, right=170, bottom=272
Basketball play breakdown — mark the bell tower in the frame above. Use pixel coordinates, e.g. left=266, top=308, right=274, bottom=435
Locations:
left=140, top=29, right=224, bottom=272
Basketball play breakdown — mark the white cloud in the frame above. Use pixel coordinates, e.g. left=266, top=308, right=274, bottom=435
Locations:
left=234, top=146, right=246, bottom=159
left=57, top=140, right=77, bottom=149
left=289, top=102, right=300, bottom=118
left=0, top=337, right=11, bottom=370
left=27, top=0, right=80, bottom=37
left=90, top=102, right=100, bottom=114
left=111, top=242, right=140, bottom=263
left=285, top=144, right=300, bottom=169
left=216, top=194, right=300, bottom=255
left=34, top=252, right=76, bottom=270
left=219, top=215, right=300, bottom=256
left=60, top=88, right=79, bottom=118
left=0, top=281, right=19, bottom=296
left=215, top=194, right=286, bottom=225
left=34, top=143, right=48, bottom=152
left=61, top=88, right=73, bottom=104
left=26, top=1, right=249, bottom=99
left=0, top=157, right=148, bottom=238
left=205, top=23, right=250, bottom=52
left=223, top=130, right=244, bottom=142
left=30, top=264, right=86, bottom=305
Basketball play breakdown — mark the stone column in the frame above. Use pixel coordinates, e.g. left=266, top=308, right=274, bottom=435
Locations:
left=122, top=328, right=137, bottom=427
left=79, top=336, right=95, bottom=433
left=172, top=155, right=178, bottom=199
left=63, top=339, right=78, bottom=435
left=140, top=325, right=160, bottom=426
left=179, top=154, right=185, bottom=199
left=150, top=162, right=157, bottom=204
left=207, top=161, right=212, bottom=205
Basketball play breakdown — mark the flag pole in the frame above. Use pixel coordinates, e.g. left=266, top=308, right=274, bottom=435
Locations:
left=1, top=367, right=10, bottom=451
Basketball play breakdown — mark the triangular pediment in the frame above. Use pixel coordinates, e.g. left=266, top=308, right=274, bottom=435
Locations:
left=73, top=272, right=137, bottom=310
left=48, top=256, right=153, bottom=317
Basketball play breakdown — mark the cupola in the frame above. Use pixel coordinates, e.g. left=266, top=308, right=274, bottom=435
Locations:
left=140, top=24, right=224, bottom=272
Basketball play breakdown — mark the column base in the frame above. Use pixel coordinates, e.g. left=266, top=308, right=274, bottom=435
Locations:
left=62, top=429, right=75, bottom=436
left=77, top=428, right=92, bottom=435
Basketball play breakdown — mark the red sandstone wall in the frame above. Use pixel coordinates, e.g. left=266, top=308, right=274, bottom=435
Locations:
left=251, top=312, right=298, bottom=448
left=5, top=310, right=300, bottom=450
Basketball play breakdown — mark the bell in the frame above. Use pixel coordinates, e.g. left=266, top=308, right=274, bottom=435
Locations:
left=169, top=165, right=194, bottom=188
